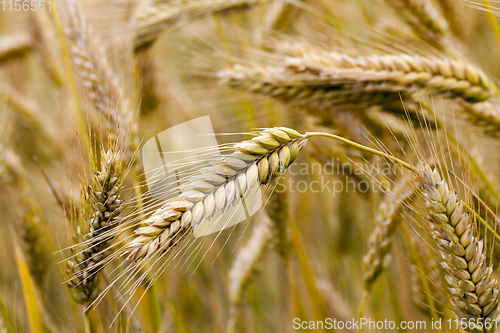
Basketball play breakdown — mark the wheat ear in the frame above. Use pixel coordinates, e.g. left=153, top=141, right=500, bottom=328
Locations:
left=363, top=180, right=415, bottom=291
left=67, top=150, right=125, bottom=305
left=384, top=0, right=448, bottom=42
left=0, top=146, right=49, bottom=288
left=124, top=127, right=306, bottom=262
left=0, top=33, right=31, bottom=63
left=219, top=53, right=500, bottom=134
left=134, top=0, right=267, bottom=51
left=20, top=195, right=49, bottom=289
left=267, top=179, right=290, bottom=259
left=416, top=162, right=499, bottom=331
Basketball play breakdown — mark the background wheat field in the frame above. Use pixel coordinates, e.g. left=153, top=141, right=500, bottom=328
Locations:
left=4, top=0, right=500, bottom=332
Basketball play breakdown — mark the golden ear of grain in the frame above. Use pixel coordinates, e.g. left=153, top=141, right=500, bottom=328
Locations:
left=417, top=162, right=499, bottom=330
left=67, top=150, right=124, bottom=305
left=124, top=127, right=307, bottom=263
left=219, top=51, right=500, bottom=135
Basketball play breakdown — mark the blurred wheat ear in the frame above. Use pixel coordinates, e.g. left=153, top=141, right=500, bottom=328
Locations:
left=133, top=0, right=269, bottom=52
left=218, top=51, right=500, bottom=136
left=363, top=179, right=415, bottom=292
left=0, top=33, right=31, bottom=64
left=384, top=0, right=448, bottom=47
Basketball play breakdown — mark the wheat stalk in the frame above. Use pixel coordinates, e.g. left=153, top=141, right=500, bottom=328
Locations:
left=134, top=0, right=267, bottom=51
left=416, top=161, right=499, bottom=330
left=124, top=127, right=306, bottom=263
left=227, top=212, right=273, bottom=333
left=67, top=150, right=125, bottom=305
left=0, top=315, right=5, bottom=333
left=0, top=33, right=31, bottom=64
left=226, top=178, right=290, bottom=332
left=316, top=279, right=354, bottom=330
left=363, top=180, right=415, bottom=292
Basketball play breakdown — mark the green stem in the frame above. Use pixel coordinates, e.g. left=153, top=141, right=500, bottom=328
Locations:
left=357, top=291, right=368, bottom=333
left=483, top=0, right=500, bottom=49
left=305, top=132, right=500, bottom=244
left=304, top=132, right=414, bottom=171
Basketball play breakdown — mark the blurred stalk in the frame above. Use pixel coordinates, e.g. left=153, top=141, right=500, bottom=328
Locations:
left=290, top=223, right=333, bottom=327
left=0, top=296, right=15, bottom=333
left=399, top=224, right=442, bottom=333
left=483, top=0, right=500, bottom=48
left=12, top=228, right=42, bottom=333
left=136, top=285, right=162, bottom=333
